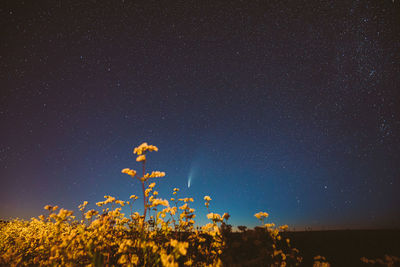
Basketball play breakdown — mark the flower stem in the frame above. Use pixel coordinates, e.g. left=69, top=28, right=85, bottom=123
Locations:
left=142, top=160, right=147, bottom=222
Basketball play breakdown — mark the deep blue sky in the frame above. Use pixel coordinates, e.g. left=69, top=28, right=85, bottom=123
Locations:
left=1, top=0, right=399, bottom=229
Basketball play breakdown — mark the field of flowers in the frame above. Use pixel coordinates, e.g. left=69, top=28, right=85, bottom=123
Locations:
left=5, top=142, right=397, bottom=266
left=0, top=142, right=307, bottom=266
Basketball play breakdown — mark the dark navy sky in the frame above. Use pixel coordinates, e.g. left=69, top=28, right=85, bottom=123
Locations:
left=1, top=0, right=399, bottom=229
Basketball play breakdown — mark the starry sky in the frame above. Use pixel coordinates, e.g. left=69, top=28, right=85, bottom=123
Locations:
left=1, top=0, right=399, bottom=230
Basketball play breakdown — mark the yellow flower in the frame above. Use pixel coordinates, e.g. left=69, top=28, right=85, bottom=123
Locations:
left=184, top=259, right=193, bottom=266
left=222, top=213, right=230, bottom=220
left=149, top=182, right=156, bottom=188
left=177, top=242, right=189, bottom=255
left=279, top=224, right=289, bottom=231
left=104, top=196, right=115, bottom=204
left=136, top=155, right=146, bottom=162
left=254, top=211, right=269, bottom=219
left=204, top=196, right=212, bottom=201
left=130, top=195, right=138, bottom=199
left=207, top=213, right=222, bottom=221
left=133, top=142, right=148, bottom=155
left=265, top=223, right=275, bottom=228
left=121, top=168, right=137, bottom=178
left=161, top=253, right=178, bottom=267
left=171, top=207, right=177, bottom=215
left=57, top=208, right=73, bottom=219
left=148, top=145, right=158, bottom=152
left=115, top=200, right=125, bottom=206
left=133, top=142, right=159, bottom=155
left=78, top=201, right=88, bottom=211
left=201, top=223, right=215, bottom=231
left=313, top=255, right=326, bottom=261
left=131, top=254, right=139, bottom=265
left=145, top=188, right=152, bottom=197
left=149, top=171, right=166, bottom=178
left=118, top=254, right=128, bottom=264
left=85, top=210, right=99, bottom=219
left=170, top=239, right=178, bottom=247
left=151, top=198, right=169, bottom=207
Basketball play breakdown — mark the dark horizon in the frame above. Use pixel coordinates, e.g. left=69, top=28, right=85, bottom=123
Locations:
left=1, top=0, right=399, bottom=230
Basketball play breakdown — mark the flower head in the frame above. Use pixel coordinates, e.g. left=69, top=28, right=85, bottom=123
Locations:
left=279, top=224, right=289, bottom=231
left=207, top=213, right=222, bottom=222
left=222, top=212, right=230, bottom=221
left=254, top=211, right=269, bottom=220
left=136, top=155, right=146, bottom=162
left=121, top=168, right=137, bottom=178
left=133, top=142, right=159, bottom=155
left=265, top=223, right=275, bottom=228
left=149, top=171, right=166, bottom=178
left=133, top=142, right=148, bottom=155
left=115, top=200, right=125, bottom=206
left=151, top=198, right=169, bottom=207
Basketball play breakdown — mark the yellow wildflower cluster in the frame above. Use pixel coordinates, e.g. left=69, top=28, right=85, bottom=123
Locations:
left=140, top=171, right=166, bottom=182
left=136, top=154, right=146, bottom=162
left=179, top=197, right=194, bottom=203
left=172, top=188, right=179, bottom=195
left=222, top=213, right=230, bottom=221
left=279, top=225, right=289, bottom=231
left=360, top=255, right=400, bottom=266
left=115, top=200, right=125, bottom=206
left=254, top=211, right=269, bottom=220
left=313, top=255, right=331, bottom=267
left=44, top=205, right=59, bottom=211
left=207, top=213, right=223, bottom=222
left=121, top=168, right=137, bottom=178
left=84, top=209, right=98, bottom=220
left=133, top=142, right=158, bottom=155
left=0, top=142, right=305, bottom=266
left=204, top=195, right=212, bottom=209
left=150, top=198, right=169, bottom=208
left=78, top=201, right=88, bottom=212
left=265, top=223, right=275, bottom=228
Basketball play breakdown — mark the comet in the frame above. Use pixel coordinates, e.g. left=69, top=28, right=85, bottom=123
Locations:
left=188, top=173, right=193, bottom=188
left=187, top=159, right=200, bottom=189
left=187, top=166, right=196, bottom=188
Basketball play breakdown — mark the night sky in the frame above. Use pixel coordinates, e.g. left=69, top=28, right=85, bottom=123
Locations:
left=1, top=0, right=400, bottom=230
